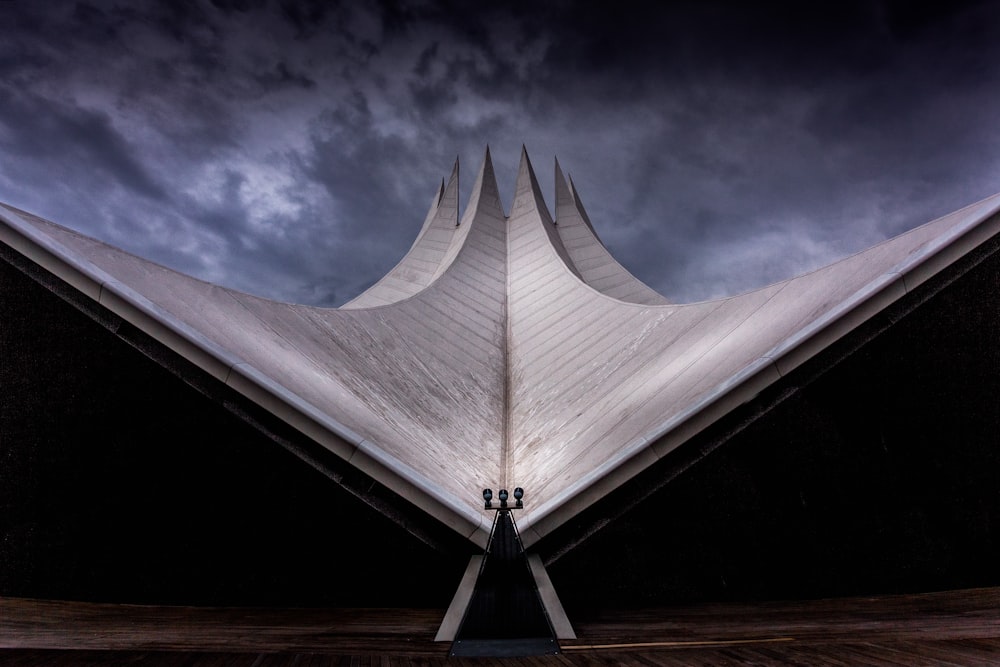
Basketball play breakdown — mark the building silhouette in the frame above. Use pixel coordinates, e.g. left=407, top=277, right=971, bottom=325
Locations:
left=2, top=148, right=998, bottom=632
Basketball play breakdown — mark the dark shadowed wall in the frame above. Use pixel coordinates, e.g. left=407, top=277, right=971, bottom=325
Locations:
left=0, top=253, right=471, bottom=606
left=543, top=237, right=1000, bottom=610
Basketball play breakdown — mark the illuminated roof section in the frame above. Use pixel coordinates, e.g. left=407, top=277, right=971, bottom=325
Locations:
left=3, top=146, right=999, bottom=547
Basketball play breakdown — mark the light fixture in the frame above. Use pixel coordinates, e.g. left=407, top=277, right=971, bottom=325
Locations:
left=479, top=486, right=524, bottom=511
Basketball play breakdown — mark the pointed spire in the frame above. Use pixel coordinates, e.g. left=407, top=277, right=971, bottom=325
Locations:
left=448, top=156, right=459, bottom=196
left=510, top=145, right=553, bottom=225
left=459, top=145, right=505, bottom=226
left=341, top=159, right=461, bottom=308
left=413, top=178, right=446, bottom=240
left=439, top=156, right=460, bottom=227
left=483, top=146, right=499, bottom=199
left=554, top=157, right=573, bottom=224
left=567, top=174, right=597, bottom=235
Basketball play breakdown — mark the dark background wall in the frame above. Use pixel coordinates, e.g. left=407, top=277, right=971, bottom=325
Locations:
left=0, top=254, right=471, bottom=607
left=543, top=239, right=1000, bottom=611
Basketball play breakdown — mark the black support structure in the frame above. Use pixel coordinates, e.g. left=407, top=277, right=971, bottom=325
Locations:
left=451, top=508, right=557, bottom=657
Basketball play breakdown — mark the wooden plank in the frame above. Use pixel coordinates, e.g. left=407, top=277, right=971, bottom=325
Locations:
left=3, top=587, right=1000, bottom=664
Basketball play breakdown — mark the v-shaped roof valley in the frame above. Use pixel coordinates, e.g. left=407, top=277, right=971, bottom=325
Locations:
left=2, top=146, right=999, bottom=547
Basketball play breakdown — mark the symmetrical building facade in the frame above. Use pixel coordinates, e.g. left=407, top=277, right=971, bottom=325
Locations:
left=2, top=148, right=999, bottom=619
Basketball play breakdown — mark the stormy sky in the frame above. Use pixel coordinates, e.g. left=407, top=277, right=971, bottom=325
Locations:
left=2, top=1, right=999, bottom=306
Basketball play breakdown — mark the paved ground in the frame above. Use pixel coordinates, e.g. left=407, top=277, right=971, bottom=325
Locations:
left=2, top=587, right=999, bottom=665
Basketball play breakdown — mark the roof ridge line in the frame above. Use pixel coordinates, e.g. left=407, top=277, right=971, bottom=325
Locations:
left=502, top=158, right=512, bottom=490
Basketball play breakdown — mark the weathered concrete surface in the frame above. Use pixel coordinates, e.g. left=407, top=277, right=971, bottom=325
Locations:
left=3, top=146, right=999, bottom=546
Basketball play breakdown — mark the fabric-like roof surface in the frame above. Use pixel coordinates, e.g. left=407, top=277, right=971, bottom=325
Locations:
left=3, top=147, right=999, bottom=546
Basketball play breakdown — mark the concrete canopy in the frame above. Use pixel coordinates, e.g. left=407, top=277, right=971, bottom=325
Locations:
left=2, top=146, right=999, bottom=547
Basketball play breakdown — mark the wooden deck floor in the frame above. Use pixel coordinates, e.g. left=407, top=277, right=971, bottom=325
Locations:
left=1, top=587, right=999, bottom=665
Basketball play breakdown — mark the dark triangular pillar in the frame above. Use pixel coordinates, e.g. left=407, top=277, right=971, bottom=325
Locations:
left=450, top=510, right=558, bottom=656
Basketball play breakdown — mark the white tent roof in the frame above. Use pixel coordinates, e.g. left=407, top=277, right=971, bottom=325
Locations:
left=3, top=147, right=999, bottom=547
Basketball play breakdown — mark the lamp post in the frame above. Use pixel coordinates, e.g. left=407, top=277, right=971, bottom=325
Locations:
left=453, top=485, right=557, bottom=655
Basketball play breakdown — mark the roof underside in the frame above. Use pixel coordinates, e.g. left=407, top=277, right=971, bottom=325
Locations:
left=2, top=147, right=999, bottom=546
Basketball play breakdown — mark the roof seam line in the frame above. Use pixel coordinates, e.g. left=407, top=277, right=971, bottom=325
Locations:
left=502, top=210, right=512, bottom=489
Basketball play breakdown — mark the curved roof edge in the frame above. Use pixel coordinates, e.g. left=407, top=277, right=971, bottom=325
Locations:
left=554, top=158, right=670, bottom=305
left=516, top=192, right=1000, bottom=546
left=0, top=203, right=493, bottom=548
left=341, top=159, right=461, bottom=308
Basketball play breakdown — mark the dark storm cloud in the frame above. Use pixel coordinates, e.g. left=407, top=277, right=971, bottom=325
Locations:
left=515, top=0, right=1000, bottom=299
left=0, top=0, right=998, bottom=305
left=254, top=61, right=317, bottom=89
left=534, top=1, right=992, bottom=85
left=0, top=88, right=167, bottom=203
